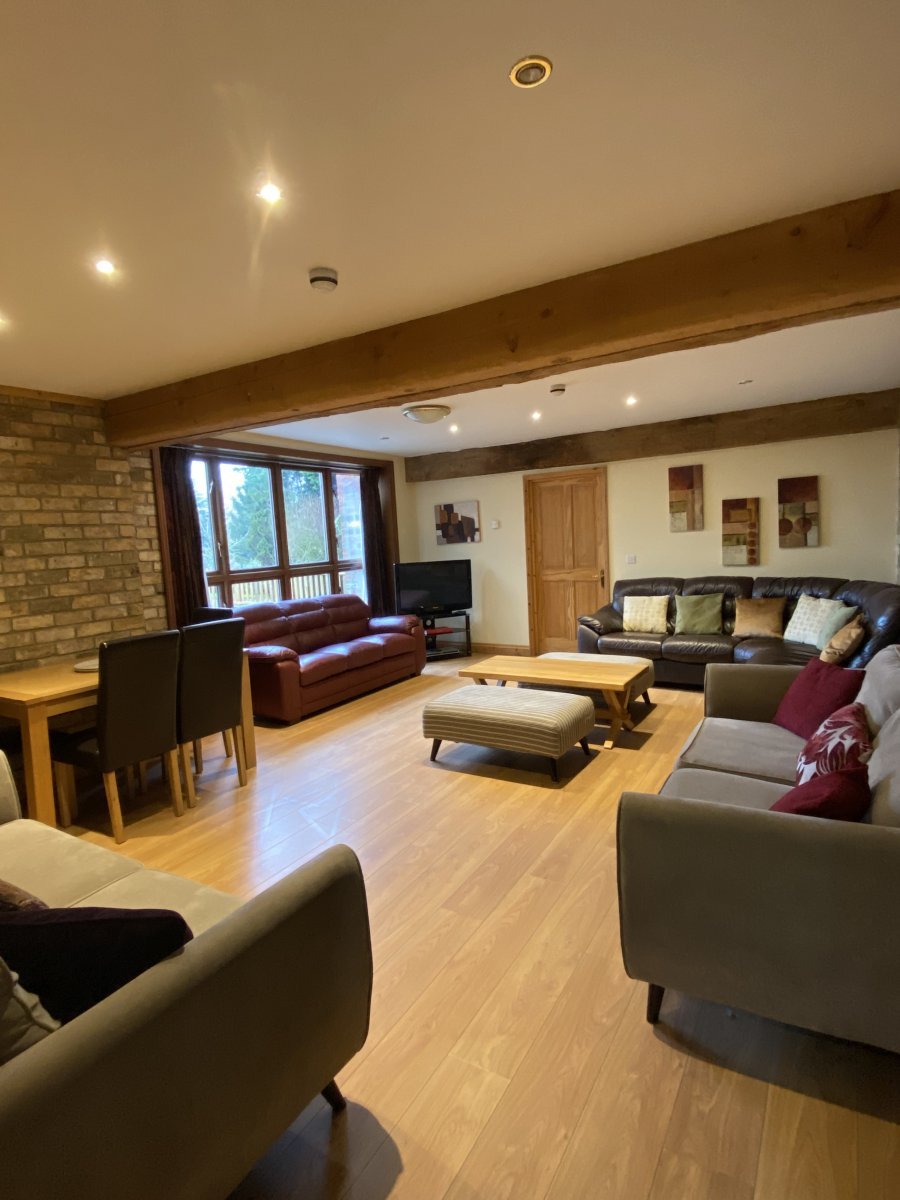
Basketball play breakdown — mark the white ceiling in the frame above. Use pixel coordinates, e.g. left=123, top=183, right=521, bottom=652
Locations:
left=0, top=1, right=899, bottom=400
left=256, top=309, right=900, bottom=455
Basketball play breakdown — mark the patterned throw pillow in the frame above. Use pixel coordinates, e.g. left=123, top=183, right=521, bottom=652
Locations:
left=787, top=592, right=854, bottom=648
left=796, top=702, right=873, bottom=785
left=622, top=595, right=669, bottom=634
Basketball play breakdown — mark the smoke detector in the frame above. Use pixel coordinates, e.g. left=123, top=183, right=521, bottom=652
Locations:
left=549, top=383, right=566, bottom=396
left=309, top=266, right=338, bottom=292
left=402, top=404, right=452, bottom=424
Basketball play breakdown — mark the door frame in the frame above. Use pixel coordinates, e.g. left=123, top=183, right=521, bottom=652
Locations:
left=523, top=466, right=609, bottom=654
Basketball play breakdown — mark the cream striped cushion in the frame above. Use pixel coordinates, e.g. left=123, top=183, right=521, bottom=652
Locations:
left=423, top=686, right=595, bottom=757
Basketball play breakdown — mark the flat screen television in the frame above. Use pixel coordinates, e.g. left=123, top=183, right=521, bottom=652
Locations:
left=394, top=559, right=472, bottom=615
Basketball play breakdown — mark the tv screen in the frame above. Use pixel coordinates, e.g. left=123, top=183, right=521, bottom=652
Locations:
left=394, top=560, right=472, bottom=614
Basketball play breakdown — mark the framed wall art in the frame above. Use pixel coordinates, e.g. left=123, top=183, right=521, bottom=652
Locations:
left=435, top=500, right=481, bottom=544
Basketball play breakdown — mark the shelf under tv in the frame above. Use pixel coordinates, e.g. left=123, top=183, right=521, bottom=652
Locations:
left=418, top=611, right=472, bottom=661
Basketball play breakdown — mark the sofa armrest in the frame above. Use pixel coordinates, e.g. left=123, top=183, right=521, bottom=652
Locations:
left=577, top=603, right=623, bottom=637
left=617, top=792, right=900, bottom=1053
left=369, top=615, right=420, bottom=636
left=0, top=845, right=373, bottom=1200
left=703, top=662, right=802, bottom=722
left=0, top=752, right=22, bottom=824
left=245, top=643, right=299, bottom=662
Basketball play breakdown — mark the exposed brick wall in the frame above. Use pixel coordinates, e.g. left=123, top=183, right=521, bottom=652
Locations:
left=0, top=391, right=167, bottom=672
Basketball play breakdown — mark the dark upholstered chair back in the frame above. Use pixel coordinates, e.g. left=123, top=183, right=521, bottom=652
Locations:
left=177, top=618, right=245, bottom=743
left=97, top=630, right=180, bottom=773
left=190, top=606, right=234, bottom=623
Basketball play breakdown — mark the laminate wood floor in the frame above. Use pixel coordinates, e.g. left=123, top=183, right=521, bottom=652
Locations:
left=75, top=661, right=900, bottom=1200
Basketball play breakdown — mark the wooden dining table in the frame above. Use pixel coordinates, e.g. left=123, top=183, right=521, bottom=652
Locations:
left=0, top=654, right=257, bottom=827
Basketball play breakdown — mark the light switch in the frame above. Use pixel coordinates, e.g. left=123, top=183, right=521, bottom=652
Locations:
left=490, top=519, right=501, bottom=530
left=626, top=554, right=637, bottom=565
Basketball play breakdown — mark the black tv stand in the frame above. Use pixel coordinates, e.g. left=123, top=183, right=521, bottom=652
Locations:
left=418, top=611, right=472, bottom=661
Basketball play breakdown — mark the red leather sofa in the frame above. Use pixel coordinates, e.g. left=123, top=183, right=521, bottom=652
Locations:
left=237, top=595, right=426, bottom=723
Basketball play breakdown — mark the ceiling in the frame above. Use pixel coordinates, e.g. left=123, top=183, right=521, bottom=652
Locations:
left=1, top=1, right=899, bottom=400
left=254, top=309, right=900, bottom=456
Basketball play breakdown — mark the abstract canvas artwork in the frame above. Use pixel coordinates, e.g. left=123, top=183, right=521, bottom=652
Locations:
left=778, top=475, right=819, bottom=548
left=435, top=500, right=481, bottom=544
left=722, top=497, right=760, bottom=566
left=668, top=464, right=704, bottom=532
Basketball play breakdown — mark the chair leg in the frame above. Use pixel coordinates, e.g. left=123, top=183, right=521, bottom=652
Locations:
left=53, top=762, right=77, bottom=827
left=137, top=760, right=148, bottom=794
left=647, top=983, right=665, bottom=1024
left=103, top=770, right=126, bottom=844
left=321, top=1079, right=346, bottom=1113
left=178, top=743, right=197, bottom=808
left=193, top=739, right=204, bottom=775
left=163, top=749, right=185, bottom=817
left=222, top=728, right=234, bottom=758
left=232, top=726, right=248, bottom=787
left=125, top=764, right=136, bottom=802
left=430, top=738, right=442, bottom=762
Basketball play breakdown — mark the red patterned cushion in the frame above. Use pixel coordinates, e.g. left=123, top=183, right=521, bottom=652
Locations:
left=796, top=702, right=873, bottom=785
left=771, top=766, right=871, bottom=821
left=772, top=659, right=865, bottom=739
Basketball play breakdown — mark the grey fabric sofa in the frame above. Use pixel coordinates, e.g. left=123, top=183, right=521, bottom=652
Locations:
left=617, top=654, right=900, bottom=1054
left=578, top=575, right=900, bottom=684
left=0, top=755, right=373, bottom=1200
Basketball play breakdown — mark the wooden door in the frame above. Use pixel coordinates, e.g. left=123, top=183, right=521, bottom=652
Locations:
left=524, top=467, right=609, bottom=653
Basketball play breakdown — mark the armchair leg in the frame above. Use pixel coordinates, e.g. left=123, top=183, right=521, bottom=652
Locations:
left=321, top=1079, right=346, bottom=1113
left=646, top=983, right=665, bottom=1024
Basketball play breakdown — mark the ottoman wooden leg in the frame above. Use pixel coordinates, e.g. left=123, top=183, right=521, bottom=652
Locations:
left=643, top=691, right=651, bottom=704
left=647, top=983, right=665, bottom=1024
left=549, top=758, right=559, bottom=782
left=579, top=737, right=591, bottom=756
left=430, top=738, right=442, bottom=762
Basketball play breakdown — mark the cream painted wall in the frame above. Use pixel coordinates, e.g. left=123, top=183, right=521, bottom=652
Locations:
left=404, top=429, right=899, bottom=648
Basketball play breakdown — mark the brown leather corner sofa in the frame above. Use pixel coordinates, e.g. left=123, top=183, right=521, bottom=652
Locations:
left=237, top=594, right=426, bottom=723
left=577, top=575, right=900, bottom=685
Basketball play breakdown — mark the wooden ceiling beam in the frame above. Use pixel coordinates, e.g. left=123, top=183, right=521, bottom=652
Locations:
left=403, top=388, right=900, bottom=482
left=104, top=189, right=900, bottom=449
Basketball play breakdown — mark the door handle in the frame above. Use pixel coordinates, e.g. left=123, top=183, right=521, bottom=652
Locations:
left=600, top=568, right=606, bottom=588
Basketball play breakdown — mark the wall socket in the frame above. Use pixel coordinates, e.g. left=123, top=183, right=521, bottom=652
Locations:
left=626, top=554, right=637, bottom=565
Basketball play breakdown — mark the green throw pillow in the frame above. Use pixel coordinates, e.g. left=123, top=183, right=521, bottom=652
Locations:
left=674, top=593, right=724, bottom=635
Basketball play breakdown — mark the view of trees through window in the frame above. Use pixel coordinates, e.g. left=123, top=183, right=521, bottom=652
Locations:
left=190, top=454, right=366, bottom=607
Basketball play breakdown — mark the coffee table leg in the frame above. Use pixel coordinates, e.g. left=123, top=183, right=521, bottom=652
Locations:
left=601, top=690, right=634, bottom=746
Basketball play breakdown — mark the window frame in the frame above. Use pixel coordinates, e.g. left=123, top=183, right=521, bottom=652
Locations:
left=190, top=450, right=366, bottom=607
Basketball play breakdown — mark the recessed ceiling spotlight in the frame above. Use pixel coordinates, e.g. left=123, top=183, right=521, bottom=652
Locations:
left=257, top=182, right=282, bottom=204
left=738, top=378, right=754, bottom=385
left=509, top=55, right=553, bottom=89
left=379, top=436, right=390, bottom=441
left=94, top=258, right=116, bottom=276
left=626, top=394, right=638, bottom=406
left=449, top=424, right=459, bottom=433
left=402, top=404, right=452, bottom=424
left=531, top=411, right=542, bottom=421
left=0, top=313, right=9, bottom=329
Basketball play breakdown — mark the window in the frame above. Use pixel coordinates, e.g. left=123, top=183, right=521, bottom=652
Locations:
left=190, top=453, right=367, bottom=607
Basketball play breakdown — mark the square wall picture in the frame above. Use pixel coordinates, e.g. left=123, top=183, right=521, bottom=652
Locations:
left=722, top=497, right=760, bottom=566
left=435, top=500, right=481, bottom=544
left=668, top=464, right=704, bottom=532
left=778, top=475, right=819, bottom=548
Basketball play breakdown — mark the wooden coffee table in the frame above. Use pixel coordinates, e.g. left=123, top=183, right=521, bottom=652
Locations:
left=458, top=655, right=649, bottom=745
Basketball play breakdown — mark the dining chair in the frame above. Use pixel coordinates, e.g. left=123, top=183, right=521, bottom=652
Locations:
left=49, top=630, right=183, bottom=843
left=176, top=618, right=247, bottom=807
left=187, top=605, right=238, bottom=769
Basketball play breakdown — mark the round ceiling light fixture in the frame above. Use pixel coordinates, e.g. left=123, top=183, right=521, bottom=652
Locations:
left=509, top=55, right=553, bottom=89
left=402, top=404, right=452, bottom=424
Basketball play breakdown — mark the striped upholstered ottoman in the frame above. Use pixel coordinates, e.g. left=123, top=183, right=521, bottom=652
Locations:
left=423, top=685, right=596, bottom=781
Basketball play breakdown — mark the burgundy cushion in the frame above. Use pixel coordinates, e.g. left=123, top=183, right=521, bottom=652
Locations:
left=0, top=907, right=193, bottom=1023
left=772, top=659, right=865, bottom=739
left=359, top=633, right=413, bottom=659
left=796, top=703, right=873, bottom=785
left=770, top=766, right=871, bottom=821
left=297, top=650, right=348, bottom=684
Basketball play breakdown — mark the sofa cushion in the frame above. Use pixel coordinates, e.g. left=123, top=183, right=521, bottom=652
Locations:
left=0, top=820, right=142, bottom=908
left=682, top=577, right=752, bottom=634
left=595, top=632, right=665, bottom=659
left=733, top=596, right=785, bottom=639
left=770, top=766, right=871, bottom=822
left=0, top=907, right=193, bottom=1024
left=821, top=615, right=866, bottom=665
left=733, top=637, right=819, bottom=666
left=320, top=595, right=372, bottom=643
left=327, top=638, right=384, bottom=669
left=676, top=717, right=803, bottom=783
left=796, top=703, right=873, bottom=785
left=855, top=645, right=900, bottom=735
left=74, top=870, right=242, bottom=936
left=297, top=649, right=349, bottom=685
left=865, top=708, right=900, bottom=827
left=772, top=659, right=864, bottom=739
left=360, top=632, right=414, bottom=659
left=674, top=593, right=723, bottom=635
left=623, top=595, right=668, bottom=634
left=0, top=957, right=59, bottom=1064
left=660, top=767, right=790, bottom=810
left=661, top=633, right=735, bottom=663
